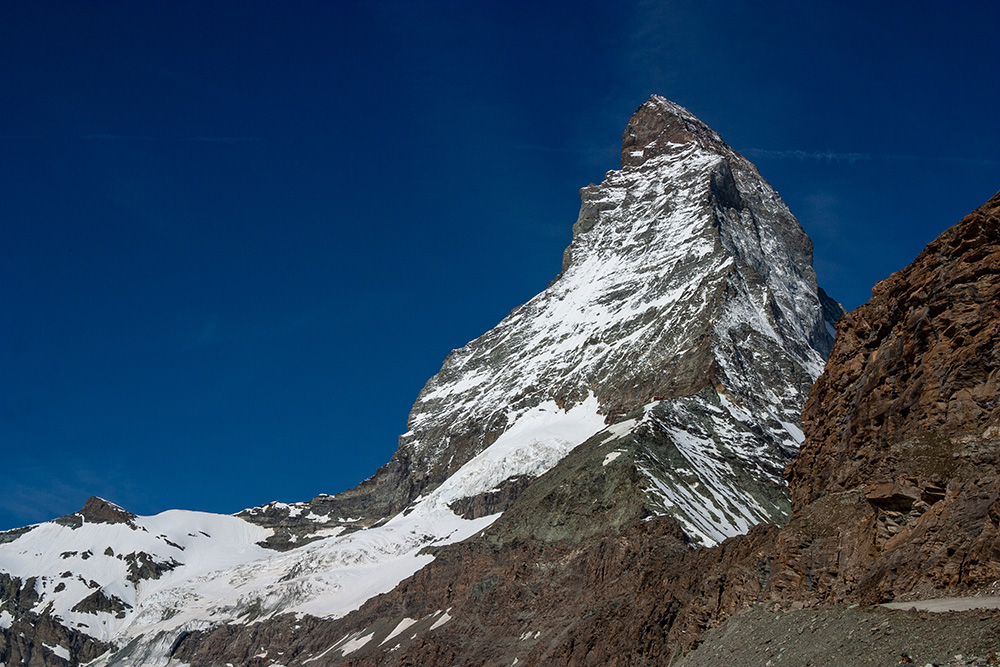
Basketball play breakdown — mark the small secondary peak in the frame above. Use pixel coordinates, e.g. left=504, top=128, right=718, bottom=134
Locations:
left=78, top=495, right=137, bottom=526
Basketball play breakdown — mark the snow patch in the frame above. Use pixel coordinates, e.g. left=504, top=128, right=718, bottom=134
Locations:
left=429, top=608, right=453, bottom=631
left=598, top=418, right=637, bottom=445
left=302, top=640, right=341, bottom=664
left=339, top=631, right=375, bottom=656
left=310, top=526, right=346, bottom=539
left=428, top=394, right=605, bottom=508
left=778, top=420, right=805, bottom=444
left=43, top=643, right=71, bottom=661
left=381, top=617, right=417, bottom=645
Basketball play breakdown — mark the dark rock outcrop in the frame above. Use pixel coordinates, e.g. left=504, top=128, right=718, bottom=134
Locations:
left=54, top=497, right=137, bottom=530
left=0, top=613, right=112, bottom=667
left=0, top=573, right=112, bottom=667
left=621, top=97, right=726, bottom=168
left=120, top=551, right=180, bottom=586
left=70, top=589, right=132, bottom=619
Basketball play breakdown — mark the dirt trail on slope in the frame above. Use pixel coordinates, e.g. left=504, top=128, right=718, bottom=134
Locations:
left=882, top=597, right=1000, bottom=613
left=674, top=604, right=1000, bottom=667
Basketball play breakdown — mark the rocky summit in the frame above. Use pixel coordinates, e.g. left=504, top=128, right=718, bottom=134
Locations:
left=2, top=93, right=946, bottom=667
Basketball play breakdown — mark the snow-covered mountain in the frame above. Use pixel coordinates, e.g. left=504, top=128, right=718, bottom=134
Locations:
left=0, top=96, right=842, bottom=666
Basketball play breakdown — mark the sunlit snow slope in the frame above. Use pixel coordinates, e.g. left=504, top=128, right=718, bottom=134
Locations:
left=0, top=400, right=609, bottom=666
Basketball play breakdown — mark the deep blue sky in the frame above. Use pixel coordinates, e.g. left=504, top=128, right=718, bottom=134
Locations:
left=2, top=1, right=998, bottom=530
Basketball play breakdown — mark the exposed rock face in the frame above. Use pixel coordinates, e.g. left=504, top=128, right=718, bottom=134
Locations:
left=0, top=573, right=112, bottom=667
left=52, top=497, right=137, bottom=531
left=70, top=589, right=131, bottom=618
left=772, top=189, right=1000, bottom=604
left=789, top=190, right=1000, bottom=507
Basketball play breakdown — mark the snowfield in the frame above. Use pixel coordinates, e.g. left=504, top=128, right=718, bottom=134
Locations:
left=0, top=397, right=610, bottom=665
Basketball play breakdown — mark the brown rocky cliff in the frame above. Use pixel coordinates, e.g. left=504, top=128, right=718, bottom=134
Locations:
left=789, top=189, right=1000, bottom=507
left=772, top=190, right=1000, bottom=604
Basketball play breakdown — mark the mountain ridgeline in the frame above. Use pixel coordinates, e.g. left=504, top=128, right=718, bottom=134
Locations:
left=0, top=94, right=939, bottom=667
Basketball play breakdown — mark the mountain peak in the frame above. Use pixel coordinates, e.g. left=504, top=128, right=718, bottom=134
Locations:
left=0, top=97, right=846, bottom=666
left=78, top=496, right=137, bottom=526
left=621, top=95, right=727, bottom=168
left=51, top=495, right=138, bottom=529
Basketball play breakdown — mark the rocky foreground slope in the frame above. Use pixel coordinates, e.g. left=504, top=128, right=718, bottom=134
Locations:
left=0, top=96, right=843, bottom=666
left=773, top=188, right=1000, bottom=606
left=679, top=188, right=1000, bottom=665
left=171, top=193, right=1000, bottom=666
